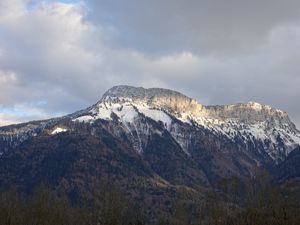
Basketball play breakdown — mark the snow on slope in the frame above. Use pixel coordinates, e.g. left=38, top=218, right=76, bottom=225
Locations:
left=51, top=127, right=67, bottom=135
left=72, top=100, right=176, bottom=153
left=74, top=101, right=172, bottom=130
left=136, top=105, right=172, bottom=129
left=176, top=108, right=300, bottom=159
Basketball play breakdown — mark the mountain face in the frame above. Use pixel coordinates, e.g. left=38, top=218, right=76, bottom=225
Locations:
left=75, top=85, right=300, bottom=162
left=0, top=85, right=299, bottom=200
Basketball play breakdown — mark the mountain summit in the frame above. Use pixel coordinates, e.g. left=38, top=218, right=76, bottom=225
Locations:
left=101, top=85, right=293, bottom=125
left=102, top=85, right=191, bottom=102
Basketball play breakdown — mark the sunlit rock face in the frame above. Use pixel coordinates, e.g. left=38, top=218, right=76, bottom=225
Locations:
left=205, top=102, right=292, bottom=125
left=102, top=85, right=292, bottom=124
left=101, top=85, right=297, bottom=133
left=101, top=85, right=202, bottom=113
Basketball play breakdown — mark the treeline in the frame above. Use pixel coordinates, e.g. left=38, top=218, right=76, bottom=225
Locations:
left=192, top=175, right=300, bottom=225
left=0, top=183, right=145, bottom=225
left=0, top=176, right=299, bottom=225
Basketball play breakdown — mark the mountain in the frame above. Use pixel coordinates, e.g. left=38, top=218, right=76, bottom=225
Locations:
left=0, top=85, right=299, bottom=211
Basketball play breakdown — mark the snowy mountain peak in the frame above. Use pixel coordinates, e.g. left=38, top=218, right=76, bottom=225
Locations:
left=95, top=86, right=299, bottom=158
left=101, top=85, right=202, bottom=114
left=102, top=85, right=191, bottom=101
left=100, top=86, right=293, bottom=127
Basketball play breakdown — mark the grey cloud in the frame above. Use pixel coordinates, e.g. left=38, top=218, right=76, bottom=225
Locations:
left=0, top=2, right=111, bottom=112
left=87, top=0, right=300, bottom=55
left=0, top=0, right=299, bottom=130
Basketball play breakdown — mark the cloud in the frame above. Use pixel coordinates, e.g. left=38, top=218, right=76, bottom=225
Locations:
left=86, top=0, right=300, bottom=55
left=0, top=0, right=299, bottom=129
left=0, top=1, right=108, bottom=109
left=0, top=0, right=28, bottom=23
left=0, top=101, right=55, bottom=126
left=0, top=114, right=20, bottom=127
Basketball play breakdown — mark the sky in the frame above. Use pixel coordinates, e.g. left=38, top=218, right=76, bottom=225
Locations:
left=0, top=0, right=300, bottom=128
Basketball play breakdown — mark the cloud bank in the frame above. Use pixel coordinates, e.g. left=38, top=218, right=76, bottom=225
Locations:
left=0, top=0, right=300, bottom=128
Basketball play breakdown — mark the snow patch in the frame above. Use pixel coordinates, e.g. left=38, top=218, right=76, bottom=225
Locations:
left=136, top=106, right=172, bottom=129
left=113, top=104, right=138, bottom=123
left=73, top=103, right=138, bottom=124
left=51, top=127, right=67, bottom=135
left=73, top=115, right=94, bottom=122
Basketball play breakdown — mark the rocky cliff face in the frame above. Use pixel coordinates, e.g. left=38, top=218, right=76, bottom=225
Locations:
left=101, top=86, right=294, bottom=127
left=100, top=86, right=296, bottom=131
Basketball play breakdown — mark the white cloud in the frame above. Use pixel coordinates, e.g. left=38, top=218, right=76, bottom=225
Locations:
left=0, top=102, right=55, bottom=126
left=0, top=114, right=20, bottom=126
left=0, top=1, right=107, bottom=106
left=0, top=0, right=28, bottom=23
left=0, top=70, right=17, bottom=84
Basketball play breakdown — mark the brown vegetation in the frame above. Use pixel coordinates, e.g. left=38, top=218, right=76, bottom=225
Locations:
left=0, top=174, right=299, bottom=225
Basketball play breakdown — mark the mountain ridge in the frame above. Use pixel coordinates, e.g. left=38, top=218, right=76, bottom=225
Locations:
left=100, top=85, right=294, bottom=127
left=1, top=85, right=299, bottom=162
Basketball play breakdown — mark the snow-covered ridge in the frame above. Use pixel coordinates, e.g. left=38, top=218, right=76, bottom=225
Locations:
left=102, top=85, right=191, bottom=102
left=90, top=86, right=299, bottom=134
left=86, top=85, right=299, bottom=158
left=100, top=86, right=294, bottom=128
